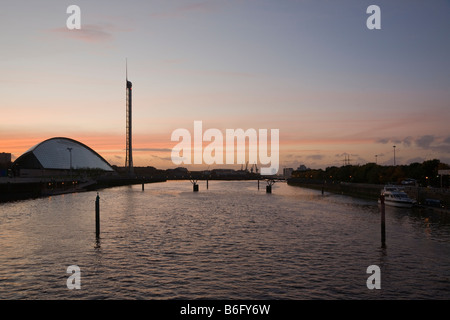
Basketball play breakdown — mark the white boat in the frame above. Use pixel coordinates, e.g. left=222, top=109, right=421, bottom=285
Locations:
left=379, top=186, right=417, bottom=208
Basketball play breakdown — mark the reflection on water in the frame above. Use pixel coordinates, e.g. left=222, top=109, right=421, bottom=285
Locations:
left=0, top=180, right=449, bottom=299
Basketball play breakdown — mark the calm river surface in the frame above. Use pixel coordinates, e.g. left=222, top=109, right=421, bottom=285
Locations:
left=1, top=180, right=450, bottom=299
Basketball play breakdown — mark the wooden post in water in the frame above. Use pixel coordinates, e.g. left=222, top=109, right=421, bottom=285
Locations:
left=206, top=179, right=209, bottom=190
left=142, top=182, right=145, bottom=191
left=95, top=193, right=100, bottom=238
left=266, top=179, right=274, bottom=193
left=380, top=194, right=386, bottom=248
left=258, top=179, right=260, bottom=190
left=189, top=176, right=199, bottom=192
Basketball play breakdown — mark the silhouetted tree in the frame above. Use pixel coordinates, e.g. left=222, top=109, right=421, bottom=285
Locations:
left=291, top=159, right=448, bottom=187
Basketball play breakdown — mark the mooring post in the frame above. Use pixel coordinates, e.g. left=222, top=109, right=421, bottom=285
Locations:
left=380, top=194, right=386, bottom=248
left=142, top=182, right=144, bottom=191
left=193, top=183, right=199, bottom=192
left=95, top=193, right=100, bottom=238
left=258, top=179, right=260, bottom=190
left=266, top=179, right=273, bottom=193
left=206, top=179, right=209, bottom=190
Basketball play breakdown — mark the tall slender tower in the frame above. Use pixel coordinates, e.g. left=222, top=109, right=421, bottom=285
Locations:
left=125, top=61, right=134, bottom=175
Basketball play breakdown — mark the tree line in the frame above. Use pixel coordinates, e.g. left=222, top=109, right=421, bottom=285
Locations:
left=291, top=159, right=449, bottom=188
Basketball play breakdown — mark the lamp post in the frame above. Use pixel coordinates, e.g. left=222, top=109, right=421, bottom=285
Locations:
left=393, top=146, right=396, bottom=166
left=67, top=147, right=73, bottom=181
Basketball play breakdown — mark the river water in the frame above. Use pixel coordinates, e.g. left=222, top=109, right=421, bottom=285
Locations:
left=1, top=180, right=449, bottom=300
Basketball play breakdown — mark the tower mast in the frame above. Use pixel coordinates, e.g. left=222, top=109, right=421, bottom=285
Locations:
left=125, top=59, right=134, bottom=175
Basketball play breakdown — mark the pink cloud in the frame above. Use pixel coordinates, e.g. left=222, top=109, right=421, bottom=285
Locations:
left=48, top=24, right=127, bottom=43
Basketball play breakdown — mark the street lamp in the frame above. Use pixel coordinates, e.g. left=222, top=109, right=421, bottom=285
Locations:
left=393, top=146, right=396, bottom=166
left=67, top=147, right=73, bottom=181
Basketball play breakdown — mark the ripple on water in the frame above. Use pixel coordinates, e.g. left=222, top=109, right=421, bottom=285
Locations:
left=1, top=181, right=450, bottom=299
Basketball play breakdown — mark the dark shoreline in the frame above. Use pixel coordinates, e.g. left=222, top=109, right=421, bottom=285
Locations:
left=0, top=176, right=266, bottom=203
left=287, top=177, right=450, bottom=214
left=3, top=177, right=449, bottom=216
left=0, top=176, right=167, bottom=203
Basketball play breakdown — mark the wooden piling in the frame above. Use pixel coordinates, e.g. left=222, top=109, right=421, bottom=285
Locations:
left=206, top=179, right=208, bottom=190
left=380, top=194, right=386, bottom=248
left=193, top=183, right=199, bottom=192
left=258, top=179, right=260, bottom=190
left=266, top=185, right=272, bottom=193
left=95, top=193, right=100, bottom=238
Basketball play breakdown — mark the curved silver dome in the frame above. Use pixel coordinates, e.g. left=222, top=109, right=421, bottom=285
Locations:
left=14, top=137, right=114, bottom=171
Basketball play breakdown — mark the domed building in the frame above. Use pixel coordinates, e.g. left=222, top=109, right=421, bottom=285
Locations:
left=13, top=137, right=115, bottom=177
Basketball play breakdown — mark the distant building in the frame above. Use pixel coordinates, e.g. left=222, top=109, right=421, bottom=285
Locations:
left=212, top=169, right=237, bottom=177
left=165, top=167, right=189, bottom=178
left=0, top=153, right=11, bottom=167
left=0, top=153, right=12, bottom=177
left=283, top=168, right=294, bottom=178
left=297, top=165, right=309, bottom=171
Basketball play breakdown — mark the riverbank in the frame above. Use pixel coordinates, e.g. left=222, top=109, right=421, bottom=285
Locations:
left=287, top=177, right=450, bottom=212
left=287, top=178, right=382, bottom=200
left=0, top=175, right=166, bottom=203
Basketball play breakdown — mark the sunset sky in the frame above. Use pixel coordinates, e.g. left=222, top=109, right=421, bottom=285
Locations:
left=1, top=0, right=449, bottom=171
